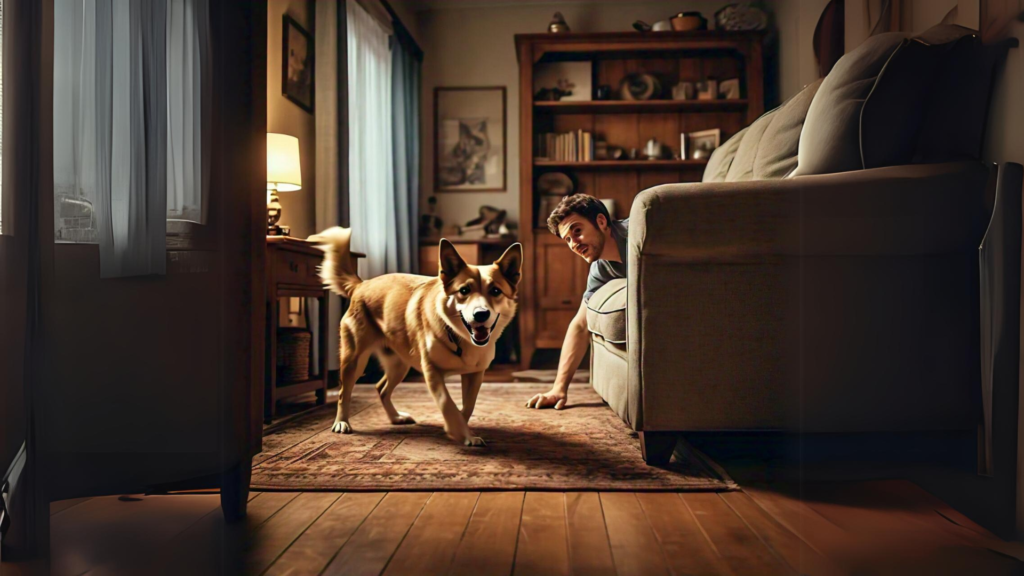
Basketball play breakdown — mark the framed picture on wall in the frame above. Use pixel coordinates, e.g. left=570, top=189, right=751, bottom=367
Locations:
left=282, top=14, right=314, bottom=113
left=435, top=87, right=507, bottom=192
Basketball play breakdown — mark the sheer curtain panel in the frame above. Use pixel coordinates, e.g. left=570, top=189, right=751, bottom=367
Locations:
left=53, top=0, right=208, bottom=277
left=346, top=0, right=392, bottom=279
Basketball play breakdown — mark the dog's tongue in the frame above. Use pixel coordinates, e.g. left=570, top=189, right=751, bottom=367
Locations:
left=472, top=325, right=490, bottom=341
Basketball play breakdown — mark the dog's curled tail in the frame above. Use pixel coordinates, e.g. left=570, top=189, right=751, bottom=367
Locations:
left=309, top=227, right=362, bottom=298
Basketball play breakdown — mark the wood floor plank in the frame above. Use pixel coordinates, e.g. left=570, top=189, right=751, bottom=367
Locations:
left=839, top=477, right=1024, bottom=557
left=155, top=491, right=300, bottom=576
left=743, top=485, right=856, bottom=568
left=600, top=492, right=672, bottom=576
left=243, top=492, right=341, bottom=575
left=49, top=497, right=92, bottom=517
left=449, top=492, right=524, bottom=576
left=54, top=494, right=221, bottom=576
left=636, top=492, right=734, bottom=576
left=321, top=492, right=431, bottom=576
left=800, top=482, right=1024, bottom=575
left=513, top=492, right=571, bottom=576
left=265, top=493, right=385, bottom=576
left=682, top=493, right=794, bottom=576
left=383, top=492, right=479, bottom=575
left=721, top=491, right=843, bottom=576
left=564, top=493, right=615, bottom=576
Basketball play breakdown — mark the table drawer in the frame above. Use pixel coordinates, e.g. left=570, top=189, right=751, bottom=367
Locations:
left=273, top=249, right=322, bottom=287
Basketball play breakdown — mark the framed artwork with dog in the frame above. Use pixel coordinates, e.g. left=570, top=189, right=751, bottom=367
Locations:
left=435, top=87, right=507, bottom=192
left=282, top=14, right=314, bottom=113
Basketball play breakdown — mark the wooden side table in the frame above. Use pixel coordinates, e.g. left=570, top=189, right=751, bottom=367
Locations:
left=265, top=236, right=364, bottom=422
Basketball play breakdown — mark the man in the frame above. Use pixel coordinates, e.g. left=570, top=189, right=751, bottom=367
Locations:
left=525, top=194, right=628, bottom=410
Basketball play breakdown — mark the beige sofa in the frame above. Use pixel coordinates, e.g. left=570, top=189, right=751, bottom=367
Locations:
left=587, top=25, right=1012, bottom=464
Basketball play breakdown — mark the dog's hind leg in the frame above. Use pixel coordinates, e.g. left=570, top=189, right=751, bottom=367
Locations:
left=332, top=324, right=372, bottom=434
left=461, top=371, right=484, bottom=423
left=375, top=352, right=413, bottom=425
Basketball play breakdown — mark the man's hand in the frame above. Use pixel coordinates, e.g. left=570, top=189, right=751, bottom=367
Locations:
left=525, top=387, right=567, bottom=410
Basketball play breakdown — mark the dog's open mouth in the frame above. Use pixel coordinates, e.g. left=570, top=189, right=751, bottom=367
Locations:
left=461, top=317, right=497, bottom=346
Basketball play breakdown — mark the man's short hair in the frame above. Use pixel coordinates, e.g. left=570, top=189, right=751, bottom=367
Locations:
left=546, top=193, right=610, bottom=237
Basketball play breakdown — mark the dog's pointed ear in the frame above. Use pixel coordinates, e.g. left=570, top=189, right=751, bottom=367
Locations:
left=494, top=243, right=523, bottom=287
left=438, top=239, right=467, bottom=283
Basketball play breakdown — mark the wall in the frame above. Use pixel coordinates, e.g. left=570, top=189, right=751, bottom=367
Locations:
left=413, top=1, right=806, bottom=230
left=773, top=0, right=830, bottom=102
left=268, top=0, right=316, bottom=239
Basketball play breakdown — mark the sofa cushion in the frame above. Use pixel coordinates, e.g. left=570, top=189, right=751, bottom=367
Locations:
left=586, top=278, right=626, bottom=344
left=754, top=78, right=822, bottom=179
left=913, top=26, right=999, bottom=163
left=711, top=78, right=822, bottom=183
left=792, top=32, right=907, bottom=176
left=725, top=108, right=777, bottom=182
left=702, top=126, right=747, bottom=182
left=794, top=24, right=995, bottom=177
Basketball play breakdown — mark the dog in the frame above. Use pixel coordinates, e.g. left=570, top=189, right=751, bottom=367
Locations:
left=310, top=227, right=522, bottom=447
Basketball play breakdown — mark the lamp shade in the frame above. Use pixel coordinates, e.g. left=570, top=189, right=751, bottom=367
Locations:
left=267, top=133, right=302, bottom=192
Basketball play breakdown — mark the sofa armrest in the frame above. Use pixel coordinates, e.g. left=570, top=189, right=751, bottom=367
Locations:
left=628, top=161, right=992, bottom=261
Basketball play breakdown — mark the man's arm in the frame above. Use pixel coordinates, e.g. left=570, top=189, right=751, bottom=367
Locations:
left=525, top=300, right=590, bottom=410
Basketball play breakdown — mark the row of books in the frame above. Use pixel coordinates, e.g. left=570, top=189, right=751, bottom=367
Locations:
left=535, top=130, right=594, bottom=162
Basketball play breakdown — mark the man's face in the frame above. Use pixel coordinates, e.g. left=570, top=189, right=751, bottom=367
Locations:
left=558, top=214, right=608, bottom=264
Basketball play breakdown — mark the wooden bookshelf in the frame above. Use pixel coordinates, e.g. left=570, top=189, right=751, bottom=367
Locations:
left=514, top=30, right=765, bottom=366
left=534, top=159, right=709, bottom=170
left=534, top=99, right=748, bottom=114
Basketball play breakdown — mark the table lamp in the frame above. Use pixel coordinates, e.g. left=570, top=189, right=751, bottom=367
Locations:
left=267, top=133, right=302, bottom=236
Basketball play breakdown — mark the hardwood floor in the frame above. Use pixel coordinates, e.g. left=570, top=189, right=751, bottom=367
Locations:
left=4, top=479, right=1022, bottom=576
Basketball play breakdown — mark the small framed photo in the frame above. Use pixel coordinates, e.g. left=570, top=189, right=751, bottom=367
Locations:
left=435, top=87, right=507, bottom=192
left=688, top=128, right=721, bottom=160
left=719, top=78, right=741, bottom=99
left=282, top=15, right=314, bottom=113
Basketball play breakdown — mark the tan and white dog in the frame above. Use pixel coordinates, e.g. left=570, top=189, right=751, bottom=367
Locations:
left=310, top=227, right=522, bottom=447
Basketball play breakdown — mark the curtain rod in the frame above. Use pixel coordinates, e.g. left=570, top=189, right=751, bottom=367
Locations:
left=381, top=0, right=424, bottom=62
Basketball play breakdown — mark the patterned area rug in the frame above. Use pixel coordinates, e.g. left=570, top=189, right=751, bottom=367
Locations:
left=251, top=383, right=735, bottom=491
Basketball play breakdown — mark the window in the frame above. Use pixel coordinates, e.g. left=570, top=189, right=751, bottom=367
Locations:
left=53, top=0, right=208, bottom=245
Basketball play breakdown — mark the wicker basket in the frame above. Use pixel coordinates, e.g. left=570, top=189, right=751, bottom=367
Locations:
left=277, top=328, right=312, bottom=383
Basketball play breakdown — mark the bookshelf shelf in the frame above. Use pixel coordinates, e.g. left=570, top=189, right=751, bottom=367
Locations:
left=534, top=159, right=708, bottom=170
left=534, top=99, right=748, bottom=114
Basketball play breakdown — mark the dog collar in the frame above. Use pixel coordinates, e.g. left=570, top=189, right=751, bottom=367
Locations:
left=445, top=324, right=463, bottom=357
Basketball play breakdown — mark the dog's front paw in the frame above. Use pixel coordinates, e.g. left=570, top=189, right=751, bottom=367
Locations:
left=390, top=412, right=416, bottom=425
left=463, top=436, right=487, bottom=448
left=331, top=420, right=353, bottom=434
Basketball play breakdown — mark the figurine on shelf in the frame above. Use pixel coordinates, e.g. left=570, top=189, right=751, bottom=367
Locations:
left=419, top=195, right=443, bottom=239
left=548, top=12, right=570, bottom=33
left=458, top=206, right=509, bottom=238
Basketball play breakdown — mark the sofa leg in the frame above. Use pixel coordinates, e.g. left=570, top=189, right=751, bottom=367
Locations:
left=639, top=431, right=677, bottom=465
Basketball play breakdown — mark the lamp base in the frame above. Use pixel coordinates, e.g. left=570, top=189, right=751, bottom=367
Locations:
left=267, top=224, right=291, bottom=237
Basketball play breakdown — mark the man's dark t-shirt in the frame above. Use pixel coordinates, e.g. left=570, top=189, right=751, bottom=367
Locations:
left=583, top=218, right=628, bottom=302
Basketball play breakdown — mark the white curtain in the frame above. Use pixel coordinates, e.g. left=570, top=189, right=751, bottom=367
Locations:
left=346, top=0, right=393, bottom=279
left=166, top=0, right=209, bottom=224
left=54, top=0, right=207, bottom=277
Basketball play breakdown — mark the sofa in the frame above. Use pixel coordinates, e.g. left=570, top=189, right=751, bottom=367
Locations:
left=586, top=24, right=1016, bottom=464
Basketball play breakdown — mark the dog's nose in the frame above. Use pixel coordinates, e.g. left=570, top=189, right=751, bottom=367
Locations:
left=473, top=308, right=491, bottom=323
